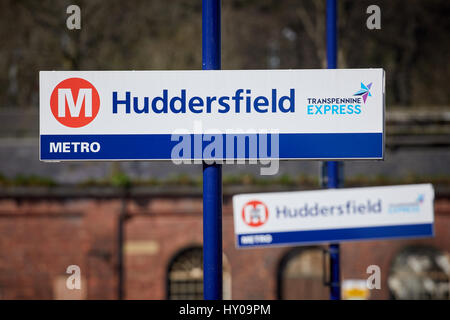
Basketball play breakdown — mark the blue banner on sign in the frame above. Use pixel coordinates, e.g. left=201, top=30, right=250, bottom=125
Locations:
left=40, top=133, right=383, bottom=160
left=237, top=223, right=433, bottom=248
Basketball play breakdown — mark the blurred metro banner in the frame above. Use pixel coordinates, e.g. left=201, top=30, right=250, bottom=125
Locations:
left=39, top=69, right=385, bottom=161
left=233, top=184, right=434, bottom=248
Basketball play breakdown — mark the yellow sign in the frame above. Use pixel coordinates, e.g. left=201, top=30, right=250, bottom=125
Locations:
left=342, top=279, right=370, bottom=300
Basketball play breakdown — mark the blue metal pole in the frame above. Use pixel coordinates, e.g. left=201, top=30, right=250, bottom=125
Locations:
left=326, top=0, right=337, bottom=70
left=202, top=0, right=222, bottom=300
left=326, top=0, right=341, bottom=300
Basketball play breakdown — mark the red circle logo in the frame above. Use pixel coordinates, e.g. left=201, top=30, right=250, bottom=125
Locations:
left=50, top=78, right=100, bottom=128
left=242, top=200, right=269, bottom=227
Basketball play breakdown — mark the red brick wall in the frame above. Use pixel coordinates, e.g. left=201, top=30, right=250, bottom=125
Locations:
left=124, top=196, right=286, bottom=299
left=340, top=198, right=450, bottom=300
left=0, top=195, right=448, bottom=300
left=0, top=198, right=121, bottom=299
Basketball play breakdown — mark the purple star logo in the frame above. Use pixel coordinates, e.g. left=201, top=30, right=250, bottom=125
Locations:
left=417, top=194, right=424, bottom=204
left=353, top=82, right=372, bottom=103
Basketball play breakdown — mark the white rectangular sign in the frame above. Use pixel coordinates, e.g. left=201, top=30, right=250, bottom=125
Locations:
left=39, top=69, right=385, bottom=161
left=233, top=184, right=434, bottom=248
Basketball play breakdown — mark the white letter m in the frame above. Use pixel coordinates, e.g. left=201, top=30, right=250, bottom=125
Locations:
left=58, top=88, right=92, bottom=117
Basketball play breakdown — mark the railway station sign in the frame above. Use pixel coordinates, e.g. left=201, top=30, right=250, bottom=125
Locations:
left=233, top=184, right=434, bottom=248
left=40, top=69, right=385, bottom=161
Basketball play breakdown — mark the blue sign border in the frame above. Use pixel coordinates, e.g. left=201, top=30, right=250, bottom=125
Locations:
left=40, top=132, right=383, bottom=161
left=237, top=223, right=433, bottom=248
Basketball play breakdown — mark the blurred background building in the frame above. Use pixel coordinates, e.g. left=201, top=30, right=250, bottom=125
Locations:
left=0, top=0, right=449, bottom=299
